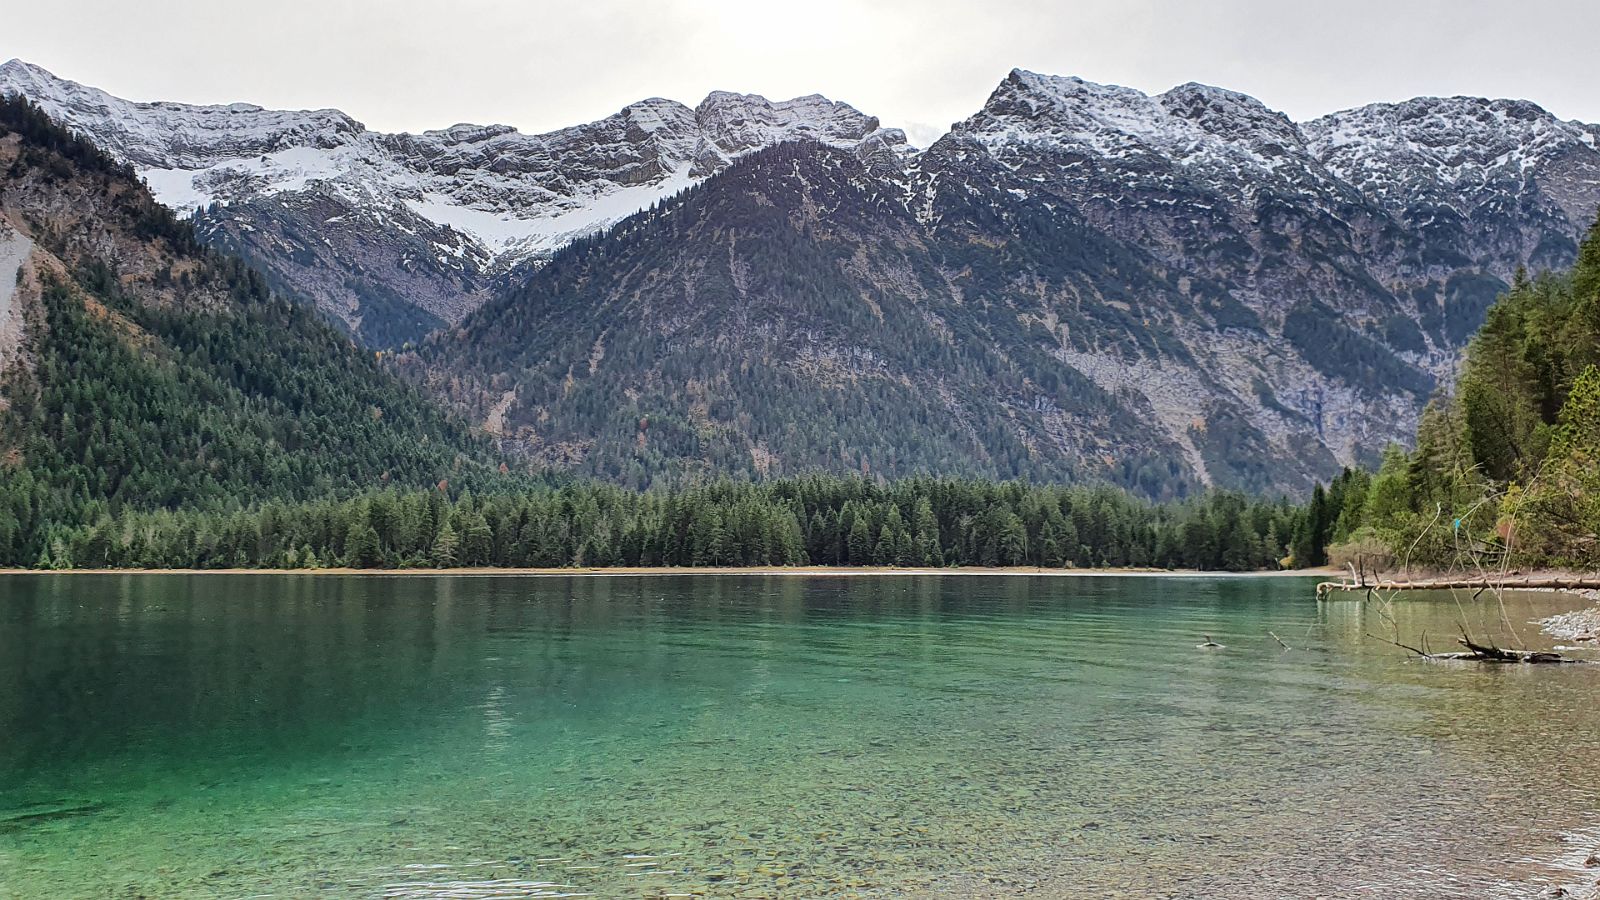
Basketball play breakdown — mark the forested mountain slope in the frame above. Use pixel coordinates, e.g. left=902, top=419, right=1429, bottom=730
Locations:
left=410, top=139, right=1312, bottom=495
left=0, top=96, right=494, bottom=566
left=906, top=72, right=1598, bottom=485
left=412, top=141, right=1210, bottom=495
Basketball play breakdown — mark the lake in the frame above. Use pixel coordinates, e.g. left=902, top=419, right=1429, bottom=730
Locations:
left=3, top=573, right=1599, bottom=898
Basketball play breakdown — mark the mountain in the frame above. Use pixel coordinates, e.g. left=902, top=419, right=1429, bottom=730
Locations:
left=0, top=59, right=908, bottom=347
left=0, top=95, right=495, bottom=566
left=415, top=70, right=1600, bottom=496
left=8, top=62, right=1600, bottom=496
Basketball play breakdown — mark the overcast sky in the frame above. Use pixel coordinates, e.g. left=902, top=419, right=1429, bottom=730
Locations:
left=5, top=0, right=1597, bottom=146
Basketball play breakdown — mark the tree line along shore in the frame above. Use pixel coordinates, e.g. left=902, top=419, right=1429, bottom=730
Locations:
left=11, top=478, right=1315, bottom=572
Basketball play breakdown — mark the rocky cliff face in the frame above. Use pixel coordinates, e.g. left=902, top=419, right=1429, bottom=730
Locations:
left=0, top=60, right=907, bottom=345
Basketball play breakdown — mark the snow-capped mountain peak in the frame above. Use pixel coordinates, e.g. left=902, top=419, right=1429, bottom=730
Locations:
left=694, top=90, right=888, bottom=155
left=0, top=59, right=903, bottom=267
left=963, top=68, right=1310, bottom=176
left=1303, top=95, right=1598, bottom=195
left=0, top=59, right=364, bottom=169
left=940, top=67, right=1353, bottom=218
left=0, top=59, right=908, bottom=341
left=8, top=57, right=1598, bottom=364
left=1303, top=94, right=1600, bottom=256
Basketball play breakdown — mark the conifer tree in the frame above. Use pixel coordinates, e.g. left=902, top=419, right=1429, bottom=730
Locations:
left=432, top=520, right=459, bottom=568
left=847, top=514, right=873, bottom=565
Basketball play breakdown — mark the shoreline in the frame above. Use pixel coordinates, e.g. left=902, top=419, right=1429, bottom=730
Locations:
left=0, top=564, right=1342, bottom=578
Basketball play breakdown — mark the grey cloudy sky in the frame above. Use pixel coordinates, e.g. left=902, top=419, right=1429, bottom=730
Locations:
left=5, top=0, right=1597, bottom=145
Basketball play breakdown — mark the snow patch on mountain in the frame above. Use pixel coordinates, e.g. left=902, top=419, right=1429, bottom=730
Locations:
left=403, top=167, right=698, bottom=260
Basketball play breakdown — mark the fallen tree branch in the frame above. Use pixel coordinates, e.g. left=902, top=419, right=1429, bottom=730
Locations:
left=1452, top=636, right=1575, bottom=664
left=1363, top=631, right=1580, bottom=663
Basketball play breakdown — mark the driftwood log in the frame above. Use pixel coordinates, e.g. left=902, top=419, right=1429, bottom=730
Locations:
left=1317, top=576, right=1600, bottom=599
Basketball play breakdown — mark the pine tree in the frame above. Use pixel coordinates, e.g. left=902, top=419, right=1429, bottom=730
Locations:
left=344, top=521, right=381, bottom=568
left=431, top=520, right=459, bottom=568
left=847, top=515, right=873, bottom=565
left=709, top=516, right=734, bottom=566
left=873, top=524, right=895, bottom=566
left=1290, top=484, right=1331, bottom=568
left=458, top=512, right=493, bottom=565
left=996, top=513, right=1027, bottom=566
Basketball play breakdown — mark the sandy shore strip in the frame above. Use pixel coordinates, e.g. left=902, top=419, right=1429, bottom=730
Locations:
left=0, top=565, right=1341, bottom=578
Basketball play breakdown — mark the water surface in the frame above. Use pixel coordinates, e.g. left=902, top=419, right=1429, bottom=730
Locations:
left=2, top=574, right=1598, bottom=898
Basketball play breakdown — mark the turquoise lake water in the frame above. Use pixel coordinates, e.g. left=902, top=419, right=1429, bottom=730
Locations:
left=3, top=573, right=1599, bottom=898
